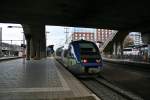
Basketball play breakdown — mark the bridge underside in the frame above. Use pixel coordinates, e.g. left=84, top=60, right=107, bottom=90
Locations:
left=1, top=0, right=150, bottom=60
left=0, top=0, right=150, bottom=32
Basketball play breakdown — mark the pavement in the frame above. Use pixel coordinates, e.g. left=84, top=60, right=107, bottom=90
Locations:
left=0, top=57, right=99, bottom=100
left=0, top=56, right=22, bottom=62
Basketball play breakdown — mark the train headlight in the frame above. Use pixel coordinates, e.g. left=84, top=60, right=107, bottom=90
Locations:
left=81, top=59, right=88, bottom=63
left=96, top=59, right=101, bottom=63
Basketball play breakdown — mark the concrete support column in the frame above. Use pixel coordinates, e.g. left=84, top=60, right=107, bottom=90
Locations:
left=23, top=24, right=46, bottom=60
left=26, top=39, right=31, bottom=60
left=113, top=42, right=117, bottom=57
left=116, top=42, right=120, bottom=57
left=142, top=33, right=150, bottom=62
left=116, top=42, right=123, bottom=58
left=40, top=32, right=46, bottom=58
left=120, top=41, right=124, bottom=58
left=24, top=34, right=31, bottom=60
left=35, top=39, right=40, bottom=59
left=30, top=24, right=46, bottom=60
left=30, top=38, right=36, bottom=58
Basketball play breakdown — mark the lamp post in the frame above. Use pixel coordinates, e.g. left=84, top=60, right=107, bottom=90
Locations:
left=64, top=27, right=69, bottom=44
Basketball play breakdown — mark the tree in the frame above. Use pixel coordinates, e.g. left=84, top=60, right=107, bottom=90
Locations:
left=123, top=35, right=134, bottom=48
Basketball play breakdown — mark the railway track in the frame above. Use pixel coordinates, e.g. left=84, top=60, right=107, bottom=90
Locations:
left=56, top=58, right=143, bottom=100
left=80, top=77, right=143, bottom=100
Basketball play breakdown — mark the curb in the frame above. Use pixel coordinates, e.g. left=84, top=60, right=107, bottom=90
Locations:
left=0, top=57, right=23, bottom=62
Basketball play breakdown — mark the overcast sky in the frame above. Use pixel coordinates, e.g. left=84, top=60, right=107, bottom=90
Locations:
left=0, top=23, right=95, bottom=50
left=0, top=23, right=23, bottom=45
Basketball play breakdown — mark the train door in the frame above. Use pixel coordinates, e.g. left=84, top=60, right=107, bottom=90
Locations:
left=63, top=49, right=69, bottom=67
left=68, top=46, right=76, bottom=66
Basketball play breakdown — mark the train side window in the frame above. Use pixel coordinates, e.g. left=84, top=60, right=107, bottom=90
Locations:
left=68, top=46, right=74, bottom=58
left=69, top=52, right=74, bottom=58
left=64, top=50, right=68, bottom=57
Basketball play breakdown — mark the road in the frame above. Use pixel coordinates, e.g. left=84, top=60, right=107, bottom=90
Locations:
left=101, top=62, right=150, bottom=100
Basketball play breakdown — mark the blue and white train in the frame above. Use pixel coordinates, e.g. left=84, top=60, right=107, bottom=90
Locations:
left=56, top=40, right=103, bottom=75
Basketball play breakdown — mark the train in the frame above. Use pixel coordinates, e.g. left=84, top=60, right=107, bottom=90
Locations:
left=56, top=40, right=103, bottom=75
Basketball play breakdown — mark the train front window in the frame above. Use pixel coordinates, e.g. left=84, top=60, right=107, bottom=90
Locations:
left=79, top=43, right=98, bottom=55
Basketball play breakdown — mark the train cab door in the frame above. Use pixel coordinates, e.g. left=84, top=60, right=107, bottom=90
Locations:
left=68, top=46, right=75, bottom=67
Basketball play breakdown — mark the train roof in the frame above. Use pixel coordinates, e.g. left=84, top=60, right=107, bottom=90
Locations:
left=70, top=40, right=94, bottom=44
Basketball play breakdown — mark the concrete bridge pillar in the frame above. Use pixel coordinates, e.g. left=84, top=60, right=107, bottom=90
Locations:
left=25, top=34, right=31, bottom=60
left=117, top=42, right=121, bottom=57
left=30, top=24, right=46, bottom=60
left=40, top=30, right=46, bottom=58
left=22, top=24, right=31, bottom=60
left=23, top=24, right=46, bottom=60
left=113, top=42, right=117, bottom=57
left=116, top=41, right=123, bottom=58
left=30, top=37, right=36, bottom=58
left=103, top=31, right=128, bottom=58
left=142, top=33, right=150, bottom=62
left=120, top=41, right=123, bottom=58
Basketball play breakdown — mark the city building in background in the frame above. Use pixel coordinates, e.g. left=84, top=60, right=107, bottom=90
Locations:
left=71, top=32, right=94, bottom=42
left=129, top=32, right=143, bottom=45
left=68, top=28, right=114, bottom=48
left=96, top=29, right=113, bottom=43
left=1, top=42, right=23, bottom=57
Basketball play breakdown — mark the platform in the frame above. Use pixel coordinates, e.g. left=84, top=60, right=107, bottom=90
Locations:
left=103, top=57, right=150, bottom=68
left=0, top=57, right=99, bottom=100
left=0, top=56, right=22, bottom=62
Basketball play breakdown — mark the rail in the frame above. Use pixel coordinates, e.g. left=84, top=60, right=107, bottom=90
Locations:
left=80, top=77, right=143, bottom=100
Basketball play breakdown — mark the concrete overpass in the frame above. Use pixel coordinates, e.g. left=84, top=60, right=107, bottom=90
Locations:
left=0, top=0, right=150, bottom=60
left=100, top=31, right=150, bottom=61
